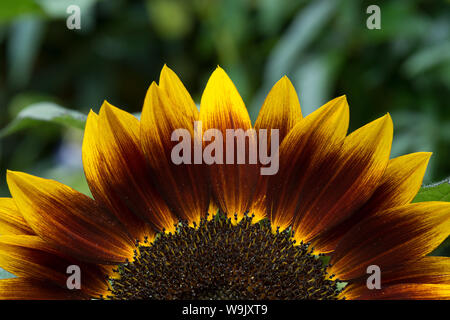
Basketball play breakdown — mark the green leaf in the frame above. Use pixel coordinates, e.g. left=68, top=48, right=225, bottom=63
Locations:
left=0, top=102, right=87, bottom=138
left=0, top=0, right=44, bottom=22
left=413, top=179, right=450, bottom=203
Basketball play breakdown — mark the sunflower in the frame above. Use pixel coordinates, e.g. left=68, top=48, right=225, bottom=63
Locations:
left=0, top=65, right=449, bottom=300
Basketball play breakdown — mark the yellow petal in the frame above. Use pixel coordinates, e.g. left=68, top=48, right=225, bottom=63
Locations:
left=100, top=102, right=176, bottom=232
left=0, top=278, right=86, bottom=300
left=266, top=96, right=349, bottom=230
left=83, top=108, right=158, bottom=240
left=254, top=76, right=302, bottom=143
left=0, top=235, right=108, bottom=297
left=200, top=66, right=252, bottom=131
left=376, top=152, right=432, bottom=208
left=294, top=113, right=393, bottom=242
left=383, top=256, right=450, bottom=285
left=330, top=202, right=450, bottom=281
left=7, top=170, right=134, bottom=264
left=159, top=64, right=199, bottom=120
left=312, top=152, right=431, bottom=253
left=0, top=198, right=33, bottom=235
left=199, top=66, right=258, bottom=219
left=141, top=81, right=209, bottom=224
left=341, top=256, right=450, bottom=299
left=348, top=284, right=450, bottom=300
left=251, top=76, right=302, bottom=222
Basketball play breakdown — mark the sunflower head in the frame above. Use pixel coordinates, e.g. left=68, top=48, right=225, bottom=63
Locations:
left=108, top=214, right=340, bottom=300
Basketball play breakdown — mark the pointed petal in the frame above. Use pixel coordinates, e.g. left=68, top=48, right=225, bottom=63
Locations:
left=330, top=202, right=450, bottom=281
left=82, top=108, right=159, bottom=240
left=0, top=278, right=86, bottom=300
left=141, top=80, right=209, bottom=225
left=254, top=76, right=302, bottom=143
left=341, top=256, right=450, bottom=299
left=382, top=256, right=450, bottom=285
left=312, top=152, right=431, bottom=253
left=159, top=64, right=199, bottom=120
left=251, top=76, right=302, bottom=221
left=199, top=67, right=258, bottom=219
left=97, top=103, right=178, bottom=232
left=0, top=235, right=108, bottom=297
left=0, top=198, right=33, bottom=235
left=82, top=108, right=157, bottom=239
left=294, top=114, right=393, bottom=242
left=266, top=96, right=349, bottom=230
left=7, top=171, right=134, bottom=264
left=350, top=284, right=450, bottom=300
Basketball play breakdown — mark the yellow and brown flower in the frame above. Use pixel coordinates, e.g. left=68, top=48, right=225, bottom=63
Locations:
left=0, top=66, right=449, bottom=300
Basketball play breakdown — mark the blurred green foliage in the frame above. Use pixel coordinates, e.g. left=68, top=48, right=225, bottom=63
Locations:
left=0, top=0, right=449, bottom=201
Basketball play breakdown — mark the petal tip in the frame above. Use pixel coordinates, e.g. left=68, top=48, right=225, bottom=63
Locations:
left=332, top=95, right=350, bottom=115
left=87, top=109, right=98, bottom=117
left=374, top=112, right=394, bottom=134
left=99, top=100, right=126, bottom=123
left=338, top=94, right=348, bottom=103
left=149, top=81, right=159, bottom=90
left=276, top=75, right=293, bottom=88
left=85, top=111, right=99, bottom=129
left=210, top=66, right=228, bottom=80
left=144, top=82, right=160, bottom=101
left=6, top=170, right=21, bottom=182
left=159, top=64, right=174, bottom=81
left=99, top=100, right=116, bottom=116
left=384, top=112, right=393, bottom=122
left=6, top=170, right=29, bottom=193
left=420, top=151, right=433, bottom=162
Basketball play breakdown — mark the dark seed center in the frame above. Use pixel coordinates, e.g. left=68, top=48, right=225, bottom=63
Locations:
left=107, top=214, right=341, bottom=300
